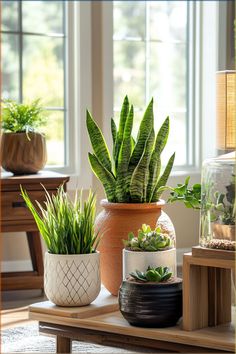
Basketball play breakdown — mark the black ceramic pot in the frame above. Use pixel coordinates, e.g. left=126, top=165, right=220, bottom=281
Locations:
left=119, top=278, right=182, bottom=327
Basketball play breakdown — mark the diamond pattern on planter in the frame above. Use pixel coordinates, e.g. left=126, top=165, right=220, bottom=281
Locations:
left=44, top=252, right=101, bottom=307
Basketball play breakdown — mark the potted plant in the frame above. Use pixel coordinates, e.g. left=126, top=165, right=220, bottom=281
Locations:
left=1, top=99, right=47, bottom=174
left=21, top=186, right=101, bottom=307
left=167, top=175, right=235, bottom=251
left=123, top=224, right=176, bottom=279
left=86, top=96, right=176, bottom=295
left=119, top=266, right=182, bottom=327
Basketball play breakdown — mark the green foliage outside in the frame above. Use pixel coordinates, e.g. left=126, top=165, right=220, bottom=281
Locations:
left=124, top=224, right=172, bottom=251
left=1, top=99, right=46, bottom=135
left=130, top=266, right=172, bottom=282
left=21, top=186, right=100, bottom=255
left=87, top=96, right=175, bottom=203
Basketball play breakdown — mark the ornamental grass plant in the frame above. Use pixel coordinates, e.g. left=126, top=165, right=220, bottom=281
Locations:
left=21, top=186, right=100, bottom=254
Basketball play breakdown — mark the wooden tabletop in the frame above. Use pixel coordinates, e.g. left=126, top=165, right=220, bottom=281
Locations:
left=29, top=288, right=235, bottom=352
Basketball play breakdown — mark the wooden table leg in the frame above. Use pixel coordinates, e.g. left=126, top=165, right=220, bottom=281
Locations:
left=26, top=231, right=44, bottom=276
left=56, top=336, right=71, bottom=353
left=183, top=255, right=208, bottom=330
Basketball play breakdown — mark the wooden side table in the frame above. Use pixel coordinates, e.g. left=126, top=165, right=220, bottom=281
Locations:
left=1, top=171, right=69, bottom=291
left=183, top=246, right=235, bottom=331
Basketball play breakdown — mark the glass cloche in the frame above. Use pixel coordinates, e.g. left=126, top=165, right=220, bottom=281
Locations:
left=200, top=152, right=235, bottom=251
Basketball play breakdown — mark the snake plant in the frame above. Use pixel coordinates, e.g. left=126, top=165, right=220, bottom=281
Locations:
left=86, top=96, right=175, bottom=203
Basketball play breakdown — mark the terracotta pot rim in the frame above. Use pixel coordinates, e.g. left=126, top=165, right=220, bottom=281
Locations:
left=45, top=250, right=100, bottom=257
left=123, top=247, right=175, bottom=254
left=100, top=199, right=165, bottom=210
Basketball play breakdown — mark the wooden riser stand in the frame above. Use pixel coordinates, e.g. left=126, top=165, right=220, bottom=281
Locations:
left=183, top=246, right=235, bottom=331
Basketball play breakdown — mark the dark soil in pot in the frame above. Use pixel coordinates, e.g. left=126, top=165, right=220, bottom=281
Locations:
left=118, top=277, right=182, bottom=328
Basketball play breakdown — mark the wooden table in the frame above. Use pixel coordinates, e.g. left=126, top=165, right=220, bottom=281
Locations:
left=29, top=288, right=235, bottom=353
left=1, top=171, right=69, bottom=291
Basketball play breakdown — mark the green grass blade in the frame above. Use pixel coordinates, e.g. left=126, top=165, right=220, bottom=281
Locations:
left=88, top=153, right=116, bottom=202
left=130, top=129, right=155, bottom=202
left=116, top=105, right=134, bottom=202
left=151, top=152, right=175, bottom=202
left=86, top=110, right=112, bottom=173
left=128, top=98, right=154, bottom=176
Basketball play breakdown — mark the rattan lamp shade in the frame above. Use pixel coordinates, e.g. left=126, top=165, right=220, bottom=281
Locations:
left=216, top=71, right=236, bottom=151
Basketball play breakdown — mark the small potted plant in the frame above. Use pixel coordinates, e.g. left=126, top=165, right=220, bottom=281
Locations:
left=119, top=266, right=182, bottom=327
left=21, top=186, right=101, bottom=307
left=1, top=99, right=47, bottom=174
left=123, top=224, right=176, bottom=279
left=87, top=96, right=176, bottom=295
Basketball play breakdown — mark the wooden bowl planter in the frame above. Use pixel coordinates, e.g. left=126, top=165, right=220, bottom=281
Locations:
left=119, top=278, right=182, bottom=327
left=95, top=200, right=175, bottom=296
left=44, top=252, right=101, bottom=307
left=1, top=132, right=47, bottom=174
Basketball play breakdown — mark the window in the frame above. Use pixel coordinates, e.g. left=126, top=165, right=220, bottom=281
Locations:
left=1, top=1, right=66, bottom=167
left=113, top=1, right=190, bottom=167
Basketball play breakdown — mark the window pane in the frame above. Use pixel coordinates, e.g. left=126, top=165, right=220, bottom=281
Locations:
left=2, top=34, right=19, bottom=100
left=23, top=36, right=64, bottom=107
left=150, top=43, right=186, bottom=110
left=114, top=41, right=146, bottom=109
left=113, top=1, right=145, bottom=39
left=22, top=1, right=64, bottom=34
left=150, top=2, right=187, bottom=42
left=2, top=1, right=19, bottom=31
left=44, top=111, right=65, bottom=166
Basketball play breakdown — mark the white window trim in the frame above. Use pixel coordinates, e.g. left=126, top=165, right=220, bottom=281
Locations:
left=48, top=2, right=93, bottom=190
left=101, top=1, right=218, bottom=182
left=47, top=1, right=219, bottom=190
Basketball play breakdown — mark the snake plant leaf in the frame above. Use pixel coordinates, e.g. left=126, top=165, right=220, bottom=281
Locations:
left=146, top=117, right=170, bottom=201
left=114, top=96, right=130, bottom=173
left=128, top=98, right=154, bottom=176
left=130, top=129, right=155, bottom=203
left=86, top=110, right=112, bottom=173
left=116, top=105, right=134, bottom=202
left=154, top=116, right=170, bottom=155
left=151, top=152, right=175, bottom=202
left=88, top=153, right=116, bottom=202
left=111, top=117, right=117, bottom=146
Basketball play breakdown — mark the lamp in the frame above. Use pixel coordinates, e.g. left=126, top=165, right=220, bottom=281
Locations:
left=216, top=70, right=236, bottom=152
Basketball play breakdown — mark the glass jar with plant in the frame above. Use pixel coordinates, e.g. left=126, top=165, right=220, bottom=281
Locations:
left=167, top=158, right=235, bottom=251
left=86, top=96, right=176, bottom=295
left=21, top=186, right=101, bottom=306
left=119, top=265, right=182, bottom=327
left=122, top=224, right=176, bottom=280
left=1, top=99, right=47, bottom=174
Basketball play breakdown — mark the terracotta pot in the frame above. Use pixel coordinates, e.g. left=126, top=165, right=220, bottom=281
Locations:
left=44, top=251, right=101, bottom=306
left=1, top=132, right=47, bottom=174
left=95, top=199, right=175, bottom=296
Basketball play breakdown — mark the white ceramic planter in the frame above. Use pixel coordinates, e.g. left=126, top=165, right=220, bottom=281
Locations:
left=122, top=248, right=176, bottom=280
left=44, top=251, right=101, bottom=307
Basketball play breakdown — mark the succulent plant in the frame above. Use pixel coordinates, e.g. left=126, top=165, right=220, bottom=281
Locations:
left=130, top=266, right=172, bottom=282
left=123, top=224, right=172, bottom=251
left=86, top=96, right=175, bottom=203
